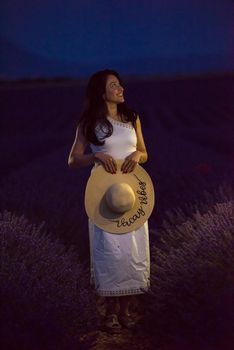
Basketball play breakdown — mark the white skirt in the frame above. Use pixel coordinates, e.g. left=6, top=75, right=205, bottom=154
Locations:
left=88, top=219, right=150, bottom=296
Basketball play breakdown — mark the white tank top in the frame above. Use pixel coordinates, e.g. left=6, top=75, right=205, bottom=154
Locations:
left=90, top=116, right=137, bottom=160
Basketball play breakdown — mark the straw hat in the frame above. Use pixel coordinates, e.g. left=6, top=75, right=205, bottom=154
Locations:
left=85, top=160, right=155, bottom=234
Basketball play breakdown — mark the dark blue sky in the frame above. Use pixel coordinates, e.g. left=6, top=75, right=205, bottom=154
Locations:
left=1, top=0, right=233, bottom=78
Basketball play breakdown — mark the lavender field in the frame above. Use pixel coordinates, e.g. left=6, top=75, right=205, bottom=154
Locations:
left=1, top=74, right=234, bottom=350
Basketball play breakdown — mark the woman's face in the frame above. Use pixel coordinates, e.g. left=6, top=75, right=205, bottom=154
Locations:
left=103, top=74, right=124, bottom=104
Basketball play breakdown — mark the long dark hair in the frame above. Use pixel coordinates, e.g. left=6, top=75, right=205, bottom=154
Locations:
left=78, top=69, right=137, bottom=145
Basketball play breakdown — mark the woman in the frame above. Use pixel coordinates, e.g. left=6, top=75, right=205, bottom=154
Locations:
left=68, top=69, right=150, bottom=332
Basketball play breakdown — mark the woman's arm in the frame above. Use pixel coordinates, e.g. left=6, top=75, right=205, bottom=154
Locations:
left=68, top=125, right=117, bottom=173
left=68, top=125, right=96, bottom=168
left=121, top=115, right=148, bottom=173
left=135, top=116, right=148, bottom=164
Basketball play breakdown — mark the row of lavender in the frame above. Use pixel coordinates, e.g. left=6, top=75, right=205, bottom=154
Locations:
left=1, top=191, right=233, bottom=349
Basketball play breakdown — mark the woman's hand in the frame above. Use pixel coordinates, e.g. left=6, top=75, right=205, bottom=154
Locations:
left=121, top=151, right=142, bottom=173
left=94, top=152, right=117, bottom=173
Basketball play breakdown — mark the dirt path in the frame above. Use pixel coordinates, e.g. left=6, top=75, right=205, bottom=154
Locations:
left=79, top=328, right=163, bottom=350
left=78, top=295, right=167, bottom=350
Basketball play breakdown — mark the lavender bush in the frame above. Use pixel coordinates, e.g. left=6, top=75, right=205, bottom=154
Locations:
left=145, top=199, right=234, bottom=350
left=0, top=210, right=98, bottom=350
left=0, top=147, right=91, bottom=259
left=153, top=170, right=234, bottom=228
left=1, top=129, right=71, bottom=178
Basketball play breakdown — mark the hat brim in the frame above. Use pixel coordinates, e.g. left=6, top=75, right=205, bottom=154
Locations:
left=85, top=160, right=155, bottom=234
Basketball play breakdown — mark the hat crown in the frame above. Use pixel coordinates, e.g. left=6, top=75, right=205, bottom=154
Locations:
left=85, top=160, right=155, bottom=234
left=105, top=183, right=135, bottom=213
